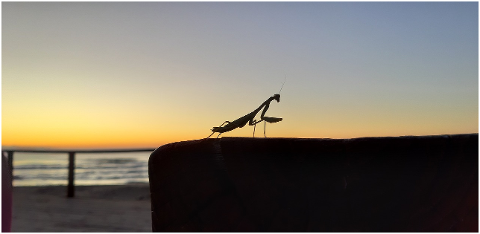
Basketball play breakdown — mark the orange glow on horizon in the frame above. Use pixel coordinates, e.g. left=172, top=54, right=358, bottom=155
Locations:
left=3, top=121, right=477, bottom=150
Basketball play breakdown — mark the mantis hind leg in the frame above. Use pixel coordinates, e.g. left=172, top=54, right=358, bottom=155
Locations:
left=207, top=132, right=215, bottom=138
left=207, top=121, right=231, bottom=138
left=219, top=121, right=230, bottom=127
left=206, top=132, right=223, bottom=139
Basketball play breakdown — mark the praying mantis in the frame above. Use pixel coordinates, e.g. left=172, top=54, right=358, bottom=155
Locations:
left=207, top=80, right=285, bottom=138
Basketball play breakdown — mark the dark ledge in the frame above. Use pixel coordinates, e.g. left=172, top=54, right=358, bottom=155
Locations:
left=148, top=134, right=478, bottom=231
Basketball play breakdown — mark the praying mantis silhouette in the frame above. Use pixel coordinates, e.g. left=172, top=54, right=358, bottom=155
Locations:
left=207, top=79, right=285, bottom=138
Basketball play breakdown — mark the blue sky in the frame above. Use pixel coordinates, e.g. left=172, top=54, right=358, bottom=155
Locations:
left=3, top=2, right=478, bottom=147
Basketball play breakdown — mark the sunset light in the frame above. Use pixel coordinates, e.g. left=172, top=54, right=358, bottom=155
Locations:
left=3, top=2, right=478, bottom=149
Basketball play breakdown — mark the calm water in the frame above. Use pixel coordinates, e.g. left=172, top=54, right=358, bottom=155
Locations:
left=11, top=152, right=151, bottom=186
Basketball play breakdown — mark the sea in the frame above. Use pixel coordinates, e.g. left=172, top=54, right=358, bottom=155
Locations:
left=10, top=151, right=151, bottom=187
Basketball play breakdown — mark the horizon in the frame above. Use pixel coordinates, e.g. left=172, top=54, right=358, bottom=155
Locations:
left=3, top=133, right=479, bottom=151
left=3, top=2, right=478, bottom=149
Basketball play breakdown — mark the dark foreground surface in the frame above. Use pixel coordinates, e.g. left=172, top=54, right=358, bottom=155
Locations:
left=149, top=134, right=478, bottom=231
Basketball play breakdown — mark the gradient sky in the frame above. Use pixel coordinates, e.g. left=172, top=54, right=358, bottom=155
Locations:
left=3, top=2, right=478, bottom=149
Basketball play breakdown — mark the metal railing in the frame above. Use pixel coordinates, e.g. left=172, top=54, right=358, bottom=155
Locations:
left=2, top=148, right=156, bottom=198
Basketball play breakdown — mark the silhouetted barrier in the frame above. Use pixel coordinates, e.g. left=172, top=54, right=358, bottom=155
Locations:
left=149, top=134, right=477, bottom=231
left=2, top=148, right=155, bottom=198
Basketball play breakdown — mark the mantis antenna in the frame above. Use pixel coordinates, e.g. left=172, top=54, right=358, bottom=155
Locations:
left=278, top=75, right=286, bottom=94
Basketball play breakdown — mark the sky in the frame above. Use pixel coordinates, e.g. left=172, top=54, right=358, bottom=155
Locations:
left=2, top=2, right=478, bottom=149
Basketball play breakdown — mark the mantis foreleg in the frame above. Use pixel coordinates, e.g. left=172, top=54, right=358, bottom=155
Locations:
left=264, top=121, right=266, bottom=138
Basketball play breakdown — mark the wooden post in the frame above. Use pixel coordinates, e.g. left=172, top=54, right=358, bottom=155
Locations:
left=7, top=151, right=13, bottom=184
left=2, top=151, right=13, bottom=232
left=67, top=152, right=75, bottom=198
left=1, top=151, right=13, bottom=183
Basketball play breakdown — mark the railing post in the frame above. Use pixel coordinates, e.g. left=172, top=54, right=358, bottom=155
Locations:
left=6, top=151, right=13, bottom=184
left=2, top=151, right=13, bottom=232
left=1, top=150, right=14, bottom=182
left=67, top=152, right=75, bottom=198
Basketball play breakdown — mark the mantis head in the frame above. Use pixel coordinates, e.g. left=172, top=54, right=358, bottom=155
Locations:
left=273, top=94, right=280, bottom=102
left=274, top=77, right=285, bottom=103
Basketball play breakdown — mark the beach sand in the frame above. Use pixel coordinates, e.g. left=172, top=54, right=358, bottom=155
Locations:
left=11, top=183, right=151, bottom=232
